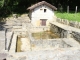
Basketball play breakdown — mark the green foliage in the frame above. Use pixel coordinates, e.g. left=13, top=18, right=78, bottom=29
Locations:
left=55, top=12, right=80, bottom=22
left=0, top=0, right=4, bottom=8
left=0, top=0, right=80, bottom=18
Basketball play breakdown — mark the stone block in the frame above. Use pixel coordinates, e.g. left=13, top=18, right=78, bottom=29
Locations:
left=69, top=21, right=75, bottom=27
left=75, top=21, right=79, bottom=28
left=72, top=31, right=80, bottom=42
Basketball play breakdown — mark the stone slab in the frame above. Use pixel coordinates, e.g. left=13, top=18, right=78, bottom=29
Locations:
left=50, top=22, right=80, bottom=33
left=9, top=34, right=17, bottom=53
left=7, top=48, right=80, bottom=60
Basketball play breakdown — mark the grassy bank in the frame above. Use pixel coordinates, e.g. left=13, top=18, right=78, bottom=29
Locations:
left=55, top=12, right=80, bottom=22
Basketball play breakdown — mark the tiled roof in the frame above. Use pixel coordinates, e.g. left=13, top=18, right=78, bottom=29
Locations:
left=27, top=1, right=57, bottom=10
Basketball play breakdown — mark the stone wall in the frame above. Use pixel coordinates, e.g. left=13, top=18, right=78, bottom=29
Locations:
left=56, top=18, right=80, bottom=28
left=50, top=22, right=80, bottom=43
left=72, top=31, right=80, bottom=43
left=29, top=26, right=49, bottom=33
left=50, top=24, right=68, bottom=38
left=56, top=18, right=80, bottom=42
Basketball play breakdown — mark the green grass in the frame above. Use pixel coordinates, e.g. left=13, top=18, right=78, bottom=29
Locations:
left=55, top=12, right=80, bottom=22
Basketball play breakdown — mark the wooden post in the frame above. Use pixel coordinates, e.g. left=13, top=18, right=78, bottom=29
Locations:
left=75, top=6, right=78, bottom=13
left=67, top=6, right=69, bottom=13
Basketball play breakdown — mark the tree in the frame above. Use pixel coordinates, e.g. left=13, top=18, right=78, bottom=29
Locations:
left=0, top=0, right=80, bottom=17
left=0, top=0, right=4, bottom=8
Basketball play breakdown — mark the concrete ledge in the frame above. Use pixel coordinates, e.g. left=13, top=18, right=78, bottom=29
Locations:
left=9, top=34, right=17, bottom=53
left=50, top=22, right=80, bottom=42
left=31, top=38, right=80, bottom=49
left=62, top=38, right=80, bottom=47
left=6, top=32, right=13, bottom=50
left=7, top=48, right=80, bottom=60
left=50, top=22, right=80, bottom=33
left=13, top=26, right=22, bottom=29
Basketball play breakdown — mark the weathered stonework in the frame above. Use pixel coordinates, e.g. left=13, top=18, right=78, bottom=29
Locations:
left=50, top=22, right=80, bottom=43
left=1, top=14, right=80, bottom=60
left=72, top=31, right=80, bottom=43
left=56, top=18, right=80, bottom=29
left=50, top=24, right=68, bottom=38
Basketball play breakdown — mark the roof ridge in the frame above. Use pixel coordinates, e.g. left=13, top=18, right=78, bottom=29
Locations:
left=27, top=1, right=57, bottom=10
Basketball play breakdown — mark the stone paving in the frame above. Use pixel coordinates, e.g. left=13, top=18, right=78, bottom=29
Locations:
left=62, top=38, right=80, bottom=47
left=0, top=53, right=7, bottom=60
left=7, top=48, right=80, bottom=60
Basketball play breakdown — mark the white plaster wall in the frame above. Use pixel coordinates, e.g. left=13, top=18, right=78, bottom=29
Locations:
left=31, top=5, right=55, bottom=26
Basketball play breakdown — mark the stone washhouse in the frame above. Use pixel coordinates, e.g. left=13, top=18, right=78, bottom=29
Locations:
left=27, top=1, right=57, bottom=26
left=0, top=1, right=80, bottom=60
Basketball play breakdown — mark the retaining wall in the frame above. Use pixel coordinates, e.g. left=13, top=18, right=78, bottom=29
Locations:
left=50, top=22, right=80, bottom=43
left=50, top=24, right=68, bottom=38
left=56, top=18, right=80, bottom=28
left=72, top=31, right=80, bottom=43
